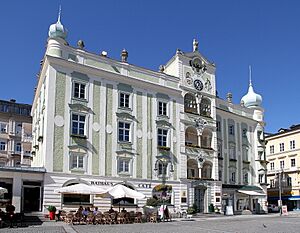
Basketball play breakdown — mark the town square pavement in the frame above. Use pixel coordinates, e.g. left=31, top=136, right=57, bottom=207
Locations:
left=1, top=213, right=300, bottom=233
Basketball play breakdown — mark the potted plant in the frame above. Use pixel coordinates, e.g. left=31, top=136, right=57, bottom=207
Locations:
left=47, top=205, right=56, bottom=220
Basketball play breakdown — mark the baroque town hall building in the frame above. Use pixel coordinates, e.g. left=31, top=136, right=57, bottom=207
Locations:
left=29, top=13, right=268, bottom=214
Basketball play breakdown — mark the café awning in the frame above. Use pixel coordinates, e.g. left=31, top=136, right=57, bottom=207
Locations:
left=238, top=190, right=266, bottom=196
left=54, top=183, right=107, bottom=195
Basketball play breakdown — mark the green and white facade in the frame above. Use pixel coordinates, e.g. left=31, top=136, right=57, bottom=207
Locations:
left=30, top=15, right=267, bottom=214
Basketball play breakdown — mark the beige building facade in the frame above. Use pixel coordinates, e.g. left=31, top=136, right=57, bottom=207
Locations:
left=266, top=124, right=300, bottom=210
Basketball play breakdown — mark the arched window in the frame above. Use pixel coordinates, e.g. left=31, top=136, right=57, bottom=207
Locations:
left=201, top=129, right=212, bottom=149
left=184, top=93, right=197, bottom=114
left=200, top=98, right=211, bottom=117
left=202, top=162, right=212, bottom=179
left=185, top=126, right=198, bottom=147
left=187, top=159, right=199, bottom=179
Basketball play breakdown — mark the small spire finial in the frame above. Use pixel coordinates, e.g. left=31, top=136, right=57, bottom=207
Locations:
left=249, top=65, right=252, bottom=86
left=58, top=5, right=62, bottom=23
left=193, top=39, right=199, bottom=52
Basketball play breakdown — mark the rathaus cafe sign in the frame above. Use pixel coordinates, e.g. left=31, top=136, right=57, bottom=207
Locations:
left=90, top=180, right=152, bottom=189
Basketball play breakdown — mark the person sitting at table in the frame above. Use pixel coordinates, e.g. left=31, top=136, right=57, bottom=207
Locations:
left=77, top=206, right=83, bottom=213
left=121, top=207, right=127, bottom=213
left=108, top=207, right=115, bottom=213
left=82, top=207, right=89, bottom=217
left=93, top=207, right=101, bottom=215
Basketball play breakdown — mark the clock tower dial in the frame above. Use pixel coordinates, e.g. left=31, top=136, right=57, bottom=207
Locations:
left=194, top=79, right=203, bottom=91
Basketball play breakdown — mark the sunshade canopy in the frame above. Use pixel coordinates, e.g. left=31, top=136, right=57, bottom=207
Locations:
left=54, top=183, right=107, bottom=195
left=238, top=190, right=266, bottom=196
left=0, top=187, right=8, bottom=195
left=100, top=184, right=145, bottom=200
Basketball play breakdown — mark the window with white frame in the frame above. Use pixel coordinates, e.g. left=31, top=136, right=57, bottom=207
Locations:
left=15, top=123, right=22, bottom=135
left=158, top=161, right=167, bottom=176
left=287, top=177, right=292, bottom=186
left=71, top=113, right=86, bottom=136
left=229, top=125, right=235, bottom=135
left=117, top=158, right=130, bottom=173
left=270, top=162, right=274, bottom=170
left=158, top=101, right=167, bottom=116
left=230, top=171, right=236, bottom=183
left=258, top=174, right=264, bottom=183
left=73, top=82, right=86, bottom=99
left=0, top=123, right=7, bottom=133
left=216, top=121, right=221, bottom=132
left=229, top=144, right=236, bottom=160
left=291, top=158, right=296, bottom=167
left=70, top=153, right=85, bottom=170
left=15, top=143, right=21, bottom=152
left=242, top=128, right=247, bottom=137
left=157, top=128, right=168, bottom=147
left=119, top=92, right=130, bottom=108
left=243, top=172, right=249, bottom=184
left=290, top=140, right=295, bottom=150
left=270, top=145, right=274, bottom=154
left=270, top=179, right=275, bottom=188
left=118, top=122, right=131, bottom=142
left=0, top=141, right=6, bottom=151
left=280, top=160, right=284, bottom=169
left=279, top=143, right=284, bottom=152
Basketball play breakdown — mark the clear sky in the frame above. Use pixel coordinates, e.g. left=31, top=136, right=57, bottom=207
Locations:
left=0, top=0, right=299, bottom=133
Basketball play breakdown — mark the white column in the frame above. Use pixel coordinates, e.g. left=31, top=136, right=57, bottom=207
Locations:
left=12, top=174, right=22, bottom=212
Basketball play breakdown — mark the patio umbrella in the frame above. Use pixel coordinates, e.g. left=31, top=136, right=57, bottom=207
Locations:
left=0, top=187, right=8, bottom=195
left=99, top=184, right=145, bottom=211
left=54, top=183, right=107, bottom=194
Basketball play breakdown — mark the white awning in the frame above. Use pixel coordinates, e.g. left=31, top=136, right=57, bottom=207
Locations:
left=238, top=190, right=266, bottom=196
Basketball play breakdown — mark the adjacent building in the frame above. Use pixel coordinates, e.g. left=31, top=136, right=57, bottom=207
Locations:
left=0, top=99, right=32, bottom=167
left=266, top=124, right=300, bottom=210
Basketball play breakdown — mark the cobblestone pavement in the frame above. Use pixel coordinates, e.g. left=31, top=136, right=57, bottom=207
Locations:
left=1, top=214, right=300, bottom=233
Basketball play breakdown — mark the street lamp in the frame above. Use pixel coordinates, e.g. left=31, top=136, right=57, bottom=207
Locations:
left=276, top=168, right=286, bottom=216
left=154, top=157, right=174, bottom=222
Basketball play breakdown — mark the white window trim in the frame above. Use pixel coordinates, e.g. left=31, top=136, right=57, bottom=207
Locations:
left=0, top=141, right=6, bottom=151
left=118, top=120, right=132, bottom=143
left=157, top=127, right=169, bottom=147
left=118, top=91, right=132, bottom=109
left=70, top=112, right=88, bottom=138
left=69, top=152, right=86, bottom=171
left=72, top=80, right=88, bottom=101
left=157, top=100, right=169, bottom=117
left=229, top=125, right=235, bottom=135
left=0, top=122, right=8, bottom=133
left=117, top=157, right=132, bottom=175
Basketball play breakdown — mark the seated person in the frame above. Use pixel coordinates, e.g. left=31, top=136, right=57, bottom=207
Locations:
left=82, top=207, right=89, bottom=216
left=108, top=207, right=115, bottom=213
left=121, top=207, right=127, bottom=213
left=93, top=207, right=101, bottom=215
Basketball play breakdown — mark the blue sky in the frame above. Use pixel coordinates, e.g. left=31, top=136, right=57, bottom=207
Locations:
left=0, top=0, right=299, bottom=133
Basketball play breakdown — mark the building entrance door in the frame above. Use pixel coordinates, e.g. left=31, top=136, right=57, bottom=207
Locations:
left=194, top=187, right=206, bottom=213
left=22, top=182, right=42, bottom=212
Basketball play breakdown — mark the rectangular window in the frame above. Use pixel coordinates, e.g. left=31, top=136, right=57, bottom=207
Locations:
left=287, top=177, right=292, bottom=186
left=231, top=172, right=236, bottom=183
left=242, top=129, right=247, bottom=137
left=73, top=82, right=86, bottom=99
left=270, top=179, right=275, bottom=188
left=270, top=145, right=274, bottom=154
left=158, top=162, right=167, bottom=176
left=157, top=128, right=168, bottom=147
left=291, top=158, right=296, bottom=167
left=71, top=154, right=84, bottom=169
left=118, top=159, right=130, bottom=173
left=279, top=143, right=284, bottom=152
left=118, top=122, right=130, bottom=142
left=243, top=173, right=248, bottom=184
left=216, top=121, right=221, bottom=132
left=158, top=101, right=167, bottom=116
left=72, top=114, right=86, bottom=136
left=270, top=162, right=274, bottom=171
left=229, top=125, right=235, bottom=135
left=229, top=146, right=236, bottom=160
left=119, top=92, right=130, bottom=108
left=0, top=142, right=6, bottom=151
left=258, top=174, right=264, bottom=183
left=280, top=160, right=285, bottom=169
left=15, top=143, right=21, bottom=152
left=290, top=140, right=295, bottom=150
left=0, top=123, right=7, bottom=133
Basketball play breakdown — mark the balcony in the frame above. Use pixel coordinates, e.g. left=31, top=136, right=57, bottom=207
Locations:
left=0, top=151, right=8, bottom=159
left=9, top=150, right=21, bottom=156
